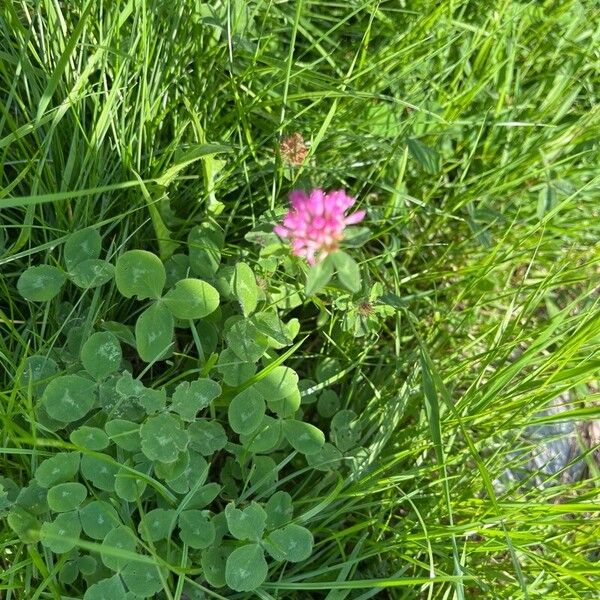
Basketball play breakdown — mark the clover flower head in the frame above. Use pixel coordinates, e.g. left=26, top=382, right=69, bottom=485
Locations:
left=274, top=189, right=365, bottom=265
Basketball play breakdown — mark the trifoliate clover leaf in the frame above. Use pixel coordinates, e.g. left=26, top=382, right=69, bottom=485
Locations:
left=17, top=265, right=66, bottom=301
left=47, top=482, right=87, bottom=512
left=138, top=508, right=177, bottom=542
left=224, top=501, right=267, bottom=541
left=40, top=510, right=81, bottom=553
left=115, top=250, right=165, bottom=300
left=254, top=366, right=299, bottom=401
left=79, top=500, right=120, bottom=539
left=121, top=561, right=165, bottom=597
left=41, top=374, right=96, bottom=423
left=171, top=378, right=221, bottom=421
left=81, top=332, right=122, bottom=379
left=100, top=525, right=137, bottom=571
left=64, top=227, right=102, bottom=271
left=35, top=452, right=80, bottom=487
left=70, top=426, right=109, bottom=451
left=135, top=302, right=174, bottom=363
left=330, top=250, right=361, bottom=293
left=140, top=413, right=188, bottom=463
left=178, top=510, right=215, bottom=549
left=265, top=491, right=293, bottom=529
left=283, top=419, right=325, bottom=455
left=162, top=278, right=220, bottom=320
left=228, top=388, right=265, bottom=435
left=70, top=259, right=115, bottom=289
left=188, top=419, right=227, bottom=456
left=83, top=574, right=127, bottom=600
left=225, top=543, right=268, bottom=592
left=105, top=419, right=141, bottom=452
left=264, top=523, right=314, bottom=562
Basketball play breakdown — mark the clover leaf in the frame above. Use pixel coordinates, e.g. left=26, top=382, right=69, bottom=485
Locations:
left=64, top=228, right=102, bottom=271
left=232, top=262, right=258, bottom=316
left=140, top=413, right=188, bottom=463
left=265, top=491, right=293, bottom=529
left=35, top=452, right=80, bottom=488
left=225, top=543, right=268, bottom=592
left=264, top=523, right=313, bottom=562
left=225, top=501, right=267, bottom=541
left=163, top=278, right=220, bottom=319
left=41, top=374, right=96, bottom=423
left=135, top=302, right=174, bottom=363
left=70, top=259, right=115, bottom=289
left=171, top=378, right=221, bottom=421
left=47, top=482, right=87, bottom=512
left=17, top=265, right=66, bottom=301
left=81, top=332, right=122, bottom=379
left=138, top=508, right=176, bottom=542
left=115, top=250, right=165, bottom=300
left=100, top=525, right=137, bottom=571
left=40, top=511, right=81, bottom=553
left=228, top=387, right=265, bottom=435
left=79, top=500, right=120, bottom=539
left=83, top=575, right=127, bottom=600
left=178, top=510, right=215, bottom=549
left=282, top=419, right=325, bottom=455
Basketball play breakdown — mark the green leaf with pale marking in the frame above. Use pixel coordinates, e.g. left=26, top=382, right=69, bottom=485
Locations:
left=178, top=510, right=215, bottom=549
left=135, top=302, right=174, bottom=363
left=232, top=262, right=258, bottom=316
left=70, top=426, right=109, bottom=451
left=83, top=575, right=127, bottom=600
left=138, top=508, right=176, bottom=542
left=41, top=375, right=96, bottom=423
left=171, top=378, right=221, bottom=421
left=225, top=543, right=267, bottom=592
left=264, top=523, right=313, bottom=562
left=105, top=419, right=141, bottom=451
left=225, top=502, right=267, bottom=541
left=202, top=545, right=230, bottom=588
left=228, top=388, right=265, bottom=435
left=79, top=500, right=120, bottom=539
left=70, top=259, right=114, bottom=289
left=265, top=491, right=293, bottom=529
left=18, top=265, right=66, bottom=301
left=64, top=227, right=101, bottom=270
left=47, top=482, right=87, bottom=512
left=121, top=561, right=165, bottom=597
left=40, top=511, right=81, bottom=553
left=115, top=250, right=165, bottom=300
left=100, top=525, right=137, bottom=571
left=282, top=420, right=325, bottom=455
left=35, top=452, right=80, bottom=487
left=188, top=420, right=227, bottom=456
left=140, top=413, right=188, bottom=463
left=81, top=332, right=122, bottom=379
left=163, top=278, right=220, bottom=319
left=254, top=366, right=299, bottom=401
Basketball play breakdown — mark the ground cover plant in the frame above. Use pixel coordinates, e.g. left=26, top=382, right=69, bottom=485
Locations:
left=1, top=0, right=599, bottom=599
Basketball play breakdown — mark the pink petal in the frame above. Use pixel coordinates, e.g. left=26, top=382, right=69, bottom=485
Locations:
left=274, top=224, right=289, bottom=237
left=344, top=209, right=366, bottom=225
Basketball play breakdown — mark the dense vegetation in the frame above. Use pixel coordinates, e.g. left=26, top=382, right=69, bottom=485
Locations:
left=1, top=1, right=599, bottom=598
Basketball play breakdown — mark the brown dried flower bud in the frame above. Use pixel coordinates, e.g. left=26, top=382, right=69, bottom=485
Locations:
left=279, top=133, right=308, bottom=166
